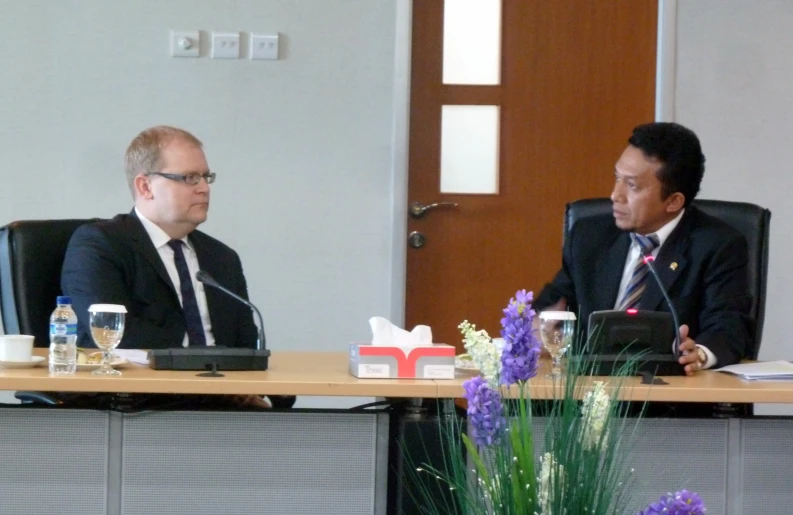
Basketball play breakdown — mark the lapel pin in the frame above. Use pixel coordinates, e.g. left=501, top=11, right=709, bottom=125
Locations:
left=670, top=262, right=678, bottom=271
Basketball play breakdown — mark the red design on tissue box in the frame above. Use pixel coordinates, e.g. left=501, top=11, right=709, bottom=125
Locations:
left=358, top=346, right=455, bottom=378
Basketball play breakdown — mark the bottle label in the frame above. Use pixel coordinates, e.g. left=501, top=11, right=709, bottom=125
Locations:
left=50, top=324, right=77, bottom=336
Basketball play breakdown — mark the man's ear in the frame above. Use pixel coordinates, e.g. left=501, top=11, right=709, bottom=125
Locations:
left=134, top=174, right=154, bottom=200
left=665, top=192, right=685, bottom=213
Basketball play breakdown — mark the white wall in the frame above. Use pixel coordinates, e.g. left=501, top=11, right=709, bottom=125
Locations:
left=0, top=0, right=407, bottom=408
left=675, top=1, right=793, bottom=412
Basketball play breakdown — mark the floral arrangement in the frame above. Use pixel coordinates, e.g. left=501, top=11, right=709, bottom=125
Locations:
left=412, top=290, right=706, bottom=515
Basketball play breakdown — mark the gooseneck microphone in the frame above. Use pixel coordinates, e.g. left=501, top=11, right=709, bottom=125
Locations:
left=196, top=270, right=266, bottom=351
left=640, top=253, right=681, bottom=359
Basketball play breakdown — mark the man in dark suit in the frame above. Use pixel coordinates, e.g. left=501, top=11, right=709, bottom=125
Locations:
left=535, top=122, right=753, bottom=374
left=62, top=125, right=274, bottom=408
left=62, top=212, right=257, bottom=350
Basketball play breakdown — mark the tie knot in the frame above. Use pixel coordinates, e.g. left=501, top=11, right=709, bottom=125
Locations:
left=167, top=239, right=185, bottom=251
left=632, top=233, right=660, bottom=253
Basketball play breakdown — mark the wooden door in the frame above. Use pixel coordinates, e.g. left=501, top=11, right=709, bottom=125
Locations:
left=406, top=1, right=658, bottom=349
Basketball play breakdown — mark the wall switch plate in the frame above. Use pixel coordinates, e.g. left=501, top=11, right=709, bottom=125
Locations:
left=171, top=30, right=200, bottom=58
left=250, top=33, right=279, bottom=60
left=211, top=32, right=241, bottom=59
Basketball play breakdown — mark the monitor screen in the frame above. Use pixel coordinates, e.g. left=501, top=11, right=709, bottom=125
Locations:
left=586, top=310, right=676, bottom=356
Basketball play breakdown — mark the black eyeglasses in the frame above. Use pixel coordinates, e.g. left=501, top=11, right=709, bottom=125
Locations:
left=147, top=172, right=217, bottom=185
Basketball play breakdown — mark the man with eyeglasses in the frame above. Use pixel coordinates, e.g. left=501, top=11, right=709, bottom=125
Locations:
left=62, top=126, right=276, bottom=409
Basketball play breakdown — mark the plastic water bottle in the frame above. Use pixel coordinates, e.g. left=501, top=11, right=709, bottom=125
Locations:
left=49, top=296, right=78, bottom=375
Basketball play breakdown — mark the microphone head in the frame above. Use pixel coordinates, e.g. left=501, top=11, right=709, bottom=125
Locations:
left=642, top=255, right=656, bottom=264
left=196, top=270, right=213, bottom=283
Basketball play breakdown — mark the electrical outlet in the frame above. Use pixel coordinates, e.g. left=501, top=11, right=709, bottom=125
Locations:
left=250, top=33, right=279, bottom=60
left=211, top=32, right=241, bottom=59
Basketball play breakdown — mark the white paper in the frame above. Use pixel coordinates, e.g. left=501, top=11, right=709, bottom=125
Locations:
left=113, top=349, right=149, bottom=365
left=369, top=317, right=432, bottom=347
left=716, top=360, right=793, bottom=380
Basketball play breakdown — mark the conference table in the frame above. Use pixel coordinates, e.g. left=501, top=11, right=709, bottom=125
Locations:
left=0, top=351, right=791, bottom=515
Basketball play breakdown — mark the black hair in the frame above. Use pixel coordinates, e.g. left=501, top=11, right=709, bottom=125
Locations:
left=627, top=122, right=705, bottom=207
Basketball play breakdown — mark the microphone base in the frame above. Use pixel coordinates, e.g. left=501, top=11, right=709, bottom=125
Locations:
left=570, top=353, right=683, bottom=377
left=148, top=347, right=271, bottom=371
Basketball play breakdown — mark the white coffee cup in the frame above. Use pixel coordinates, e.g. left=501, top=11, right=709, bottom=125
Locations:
left=0, top=335, right=35, bottom=362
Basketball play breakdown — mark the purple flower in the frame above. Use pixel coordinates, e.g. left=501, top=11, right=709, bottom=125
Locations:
left=635, top=500, right=665, bottom=515
left=499, top=289, right=542, bottom=385
left=463, top=376, right=506, bottom=446
left=635, top=490, right=706, bottom=515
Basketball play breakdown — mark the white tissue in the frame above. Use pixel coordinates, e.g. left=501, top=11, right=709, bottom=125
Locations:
left=369, top=317, right=433, bottom=347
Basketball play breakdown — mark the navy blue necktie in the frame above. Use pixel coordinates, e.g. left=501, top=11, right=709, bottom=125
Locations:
left=167, top=239, right=206, bottom=346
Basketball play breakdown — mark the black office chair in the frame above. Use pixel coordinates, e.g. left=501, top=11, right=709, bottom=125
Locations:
left=0, top=219, right=100, bottom=348
left=563, top=198, right=771, bottom=360
left=0, top=219, right=100, bottom=405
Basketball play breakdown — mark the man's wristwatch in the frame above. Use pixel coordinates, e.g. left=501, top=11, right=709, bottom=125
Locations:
left=695, top=347, right=708, bottom=368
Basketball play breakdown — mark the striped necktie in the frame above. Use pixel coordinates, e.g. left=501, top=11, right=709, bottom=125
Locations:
left=616, top=233, right=661, bottom=311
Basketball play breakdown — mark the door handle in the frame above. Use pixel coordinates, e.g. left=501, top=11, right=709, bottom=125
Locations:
left=409, top=201, right=458, bottom=219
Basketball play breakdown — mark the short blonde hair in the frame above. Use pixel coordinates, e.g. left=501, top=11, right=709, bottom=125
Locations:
left=124, top=126, right=203, bottom=197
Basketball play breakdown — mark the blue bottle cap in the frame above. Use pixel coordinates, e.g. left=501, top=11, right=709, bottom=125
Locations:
left=57, top=296, right=72, bottom=305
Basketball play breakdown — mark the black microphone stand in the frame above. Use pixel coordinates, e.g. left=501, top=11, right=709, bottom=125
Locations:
left=197, top=270, right=266, bottom=352
left=642, top=253, right=681, bottom=359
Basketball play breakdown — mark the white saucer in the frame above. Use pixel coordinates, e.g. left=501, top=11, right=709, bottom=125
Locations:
left=0, top=356, right=46, bottom=369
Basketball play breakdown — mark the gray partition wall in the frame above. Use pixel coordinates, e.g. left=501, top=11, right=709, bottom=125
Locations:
left=628, top=419, right=729, bottom=514
left=120, top=411, right=385, bottom=515
left=740, top=418, right=793, bottom=512
left=3, top=407, right=793, bottom=515
left=0, top=409, right=109, bottom=515
left=0, top=408, right=387, bottom=515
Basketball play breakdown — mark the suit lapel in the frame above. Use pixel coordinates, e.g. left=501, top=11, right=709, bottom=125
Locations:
left=127, top=210, right=179, bottom=300
left=595, top=231, right=631, bottom=309
left=639, top=210, right=692, bottom=311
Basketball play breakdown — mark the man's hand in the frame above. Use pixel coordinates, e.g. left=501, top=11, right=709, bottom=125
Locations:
left=677, top=324, right=702, bottom=376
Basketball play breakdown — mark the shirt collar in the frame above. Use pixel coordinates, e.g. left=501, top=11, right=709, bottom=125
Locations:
left=134, top=207, right=193, bottom=252
left=641, top=208, right=685, bottom=249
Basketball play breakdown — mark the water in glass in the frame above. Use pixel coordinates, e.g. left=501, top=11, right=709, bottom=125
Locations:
left=91, top=326, right=124, bottom=350
left=88, top=307, right=126, bottom=376
left=539, top=311, right=576, bottom=379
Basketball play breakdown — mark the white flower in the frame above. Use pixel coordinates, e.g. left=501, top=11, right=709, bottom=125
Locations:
left=459, top=321, right=502, bottom=387
left=539, top=452, right=564, bottom=514
left=581, top=381, right=611, bottom=451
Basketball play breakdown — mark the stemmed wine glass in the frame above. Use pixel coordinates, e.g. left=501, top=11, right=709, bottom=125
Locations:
left=538, top=311, right=577, bottom=379
left=88, top=304, right=127, bottom=376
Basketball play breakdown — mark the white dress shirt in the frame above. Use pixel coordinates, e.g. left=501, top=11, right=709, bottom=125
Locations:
left=613, top=209, right=717, bottom=368
left=135, top=208, right=216, bottom=347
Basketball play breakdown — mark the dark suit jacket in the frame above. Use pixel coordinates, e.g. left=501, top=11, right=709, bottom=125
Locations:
left=534, top=206, right=753, bottom=367
left=61, top=211, right=258, bottom=350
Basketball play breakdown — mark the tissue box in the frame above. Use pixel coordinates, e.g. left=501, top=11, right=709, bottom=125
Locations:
left=349, top=343, right=456, bottom=379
